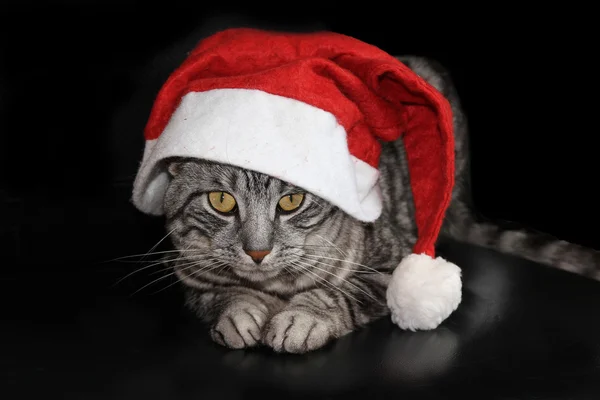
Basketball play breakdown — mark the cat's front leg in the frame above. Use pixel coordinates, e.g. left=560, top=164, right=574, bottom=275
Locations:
left=262, top=276, right=390, bottom=353
left=210, top=294, right=270, bottom=349
left=187, top=288, right=284, bottom=349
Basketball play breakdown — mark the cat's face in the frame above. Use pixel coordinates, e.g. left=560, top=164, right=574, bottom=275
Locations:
left=163, top=159, right=339, bottom=283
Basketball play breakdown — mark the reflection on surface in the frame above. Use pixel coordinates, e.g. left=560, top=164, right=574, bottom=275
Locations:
left=458, top=248, right=512, bottom=334
left=380, top=327, right=460, bottom=384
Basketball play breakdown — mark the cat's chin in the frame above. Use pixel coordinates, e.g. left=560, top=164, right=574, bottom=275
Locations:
left=232, top=267, right=281, bottom=282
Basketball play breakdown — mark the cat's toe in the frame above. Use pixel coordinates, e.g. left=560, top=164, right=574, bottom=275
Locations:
left=211, top=304, right=267, bottom=349
left=263, top=309, right=331, bottom=353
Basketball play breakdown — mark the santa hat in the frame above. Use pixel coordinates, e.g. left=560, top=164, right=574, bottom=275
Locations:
left=132, top=28, right=462, bottom=331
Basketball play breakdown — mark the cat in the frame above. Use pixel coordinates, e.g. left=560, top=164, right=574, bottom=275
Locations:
left=156, top=55, right=600, bottom=354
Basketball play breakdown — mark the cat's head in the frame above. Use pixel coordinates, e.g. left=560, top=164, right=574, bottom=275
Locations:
left=163, top=158, right=345, bottom=283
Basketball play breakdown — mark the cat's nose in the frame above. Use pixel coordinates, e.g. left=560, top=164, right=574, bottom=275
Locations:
left=244, top=249, right=271, bottom=264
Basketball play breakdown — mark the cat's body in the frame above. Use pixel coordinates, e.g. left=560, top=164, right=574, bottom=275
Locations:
left=160, top=55, right=600, bottom=353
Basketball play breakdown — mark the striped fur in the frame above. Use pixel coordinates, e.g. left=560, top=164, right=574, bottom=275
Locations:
left=160, top=56, right=599, bottom=353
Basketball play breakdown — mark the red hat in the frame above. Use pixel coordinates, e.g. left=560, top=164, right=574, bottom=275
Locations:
left=132, top=28, right=462, bottom=331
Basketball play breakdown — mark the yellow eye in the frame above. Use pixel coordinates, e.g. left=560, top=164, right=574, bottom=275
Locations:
left=208, top=191, right=237, bottom=213
left=278, top=193, right=304, bottom=212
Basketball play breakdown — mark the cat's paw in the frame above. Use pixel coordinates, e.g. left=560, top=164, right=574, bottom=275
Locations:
left=210, top=302, right=268, bottom=349
left=263, top=309, right=332, bottom=353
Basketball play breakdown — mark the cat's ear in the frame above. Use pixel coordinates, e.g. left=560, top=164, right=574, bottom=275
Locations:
left=166, top=159, right=184, bottom=176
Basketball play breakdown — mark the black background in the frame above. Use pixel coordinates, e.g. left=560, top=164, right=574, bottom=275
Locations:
left=2, top=3, right=600, bottom=400
left=1, top=2, right=598, bottom=262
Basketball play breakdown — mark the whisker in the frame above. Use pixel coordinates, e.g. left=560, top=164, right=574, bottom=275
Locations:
left=299, top=256, right=358, bottom=274
left=290, top=261, right=364, bottom=305
left=282, top=264, right=301, bottom=279
left=130, top=274, right=178, bottom=296
left=289, top=261, right=334, bottom=292
left=191, top=261, right=229, bottom=278
left=129, top=262, right=201, bottom=296
left=143, top=264, right=174, bottom=277
left=111, top=258, right=174, bottom=287
left=148, top=278, right=183, bottom=295
left=111, top=251, right=210, bottom=286
left=305, top=196, right=324, bottom=209
left=140, top=228, right=176, bottom=262
left=108, top=249, right=206, bottom=262
left=301, top=254, right=384, bottom=275
left=187, top=259, right=227, bottom=278
left=300, top=257, right=364, bottom=276
left=288, top=244, right=384, bottom=275
left=315, top=234, right=347, bottom=258
left=288, top=245, right=338, bottom=249
left=298, top=256, right=380, bottom=275
left=211, top=260, right=232, bottom=281
left=150, top=260, right=226, bottom=294
left=171, top=257, right=229, bottom=281
left=147, top=255, right=218, bottom=275
left=295, top=259, right=381, bottom=304
left=170, top=260, right=230, bottom=291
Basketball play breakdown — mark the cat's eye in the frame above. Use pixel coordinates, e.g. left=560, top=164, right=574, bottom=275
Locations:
left=208, top=191, right=237, bottom=214
left=278, top=193, right=304, bottom=213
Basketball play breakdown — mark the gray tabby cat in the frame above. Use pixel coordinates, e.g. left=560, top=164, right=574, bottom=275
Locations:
left=160, top=56, right=600, bottom=353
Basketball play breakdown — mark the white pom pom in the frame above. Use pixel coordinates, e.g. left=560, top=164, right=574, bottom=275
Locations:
left=386, top=253, right=462, bottom=331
